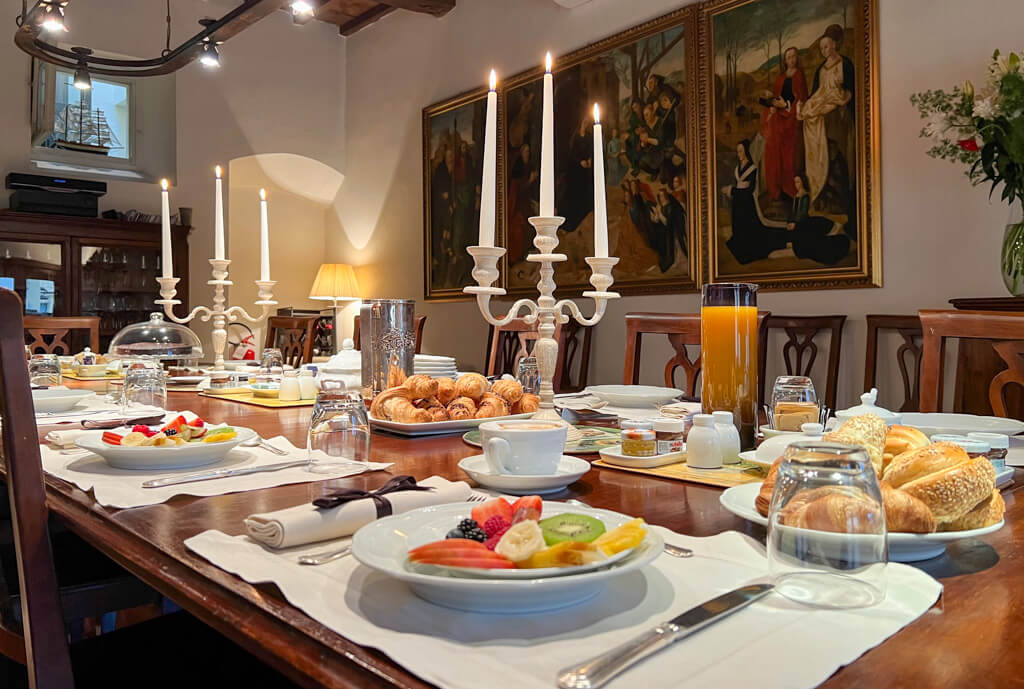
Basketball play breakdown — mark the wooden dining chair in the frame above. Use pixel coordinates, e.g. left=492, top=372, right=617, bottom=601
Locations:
left=263, top=316, right=318, bottom=367
left=623, top=312, right=770, bottom=398
left=865, top=314, right=923, bottom=412
left=352, top=315, right=427, bottom=354
left=919, top=309, right=1024, bottom=416
left=0, top=288, right=299, bottom=689
left=23, top=316, right=100, bottom=355
left=484, top=319, right=593, bottom=393
left=758, top=315, right=846, bottom=411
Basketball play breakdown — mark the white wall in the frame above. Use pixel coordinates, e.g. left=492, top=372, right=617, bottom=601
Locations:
left=332, top=0, right=1019, bottom=409
left=1, top=0, right=345, bottom=344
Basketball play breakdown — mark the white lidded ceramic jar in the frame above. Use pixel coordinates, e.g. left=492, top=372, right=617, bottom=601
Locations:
left=712, top=410, right=741, bottom=465
left=319, top=338, right=362, bottom=390
left=687, top=414, right=722, bottom=469
left=834, top=388, right=902, bottom=426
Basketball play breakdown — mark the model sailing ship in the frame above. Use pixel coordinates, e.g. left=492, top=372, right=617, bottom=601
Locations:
left=53, top=103, right=122, bottom=155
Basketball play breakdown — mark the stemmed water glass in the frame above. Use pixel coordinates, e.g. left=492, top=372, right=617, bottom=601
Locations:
left=307, top=381, right=371, bottom=474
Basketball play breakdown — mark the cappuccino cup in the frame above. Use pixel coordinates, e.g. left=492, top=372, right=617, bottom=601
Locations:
left=479, top=419, right=567, bottom=475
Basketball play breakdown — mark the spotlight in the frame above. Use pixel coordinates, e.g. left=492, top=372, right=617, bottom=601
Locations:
left=73, top=64, right=91, bottom=90
left=291, top=0, right=318, bottom=25
left=199, top=41, right=220, bottom=68
left=37, top=0, right=67, bottom=32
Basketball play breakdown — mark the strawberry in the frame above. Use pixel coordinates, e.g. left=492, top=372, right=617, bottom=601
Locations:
left=483, top=533, right=505, bottom=551
left=471, top=498, right=514, bottom=526
left=101, top=431, right=123, bottom=445
left=131, top=425, right=156, bottom=437
left=187, top=417, right=205, bottom=428
left=511, top=495, right=543, bottom=522
left=160, top=415, right=188, bottom=433
left=482, top=515, right=511, bottom=538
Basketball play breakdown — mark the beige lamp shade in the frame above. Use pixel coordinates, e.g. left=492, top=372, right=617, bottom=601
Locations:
left=309, top=263, right=361, bottom=301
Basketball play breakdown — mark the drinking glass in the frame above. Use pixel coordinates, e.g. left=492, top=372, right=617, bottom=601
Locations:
left=516, top=356, right=540, bottom=395
left=767, top=441, right=887, bottom=609
left=29, top=354, right=62, bottom=388
left=771, top=376, right=819, bottom=432
left=701, top=283, right=758, bottom=449
left=307, top=382, right=371, bottom=474
left=260, top=348, right=284, bottom=375
left=121, top=366, right=167, bottom=413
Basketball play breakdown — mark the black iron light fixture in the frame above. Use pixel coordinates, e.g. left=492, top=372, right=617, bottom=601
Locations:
left=14, top=0, right=283, bottom=78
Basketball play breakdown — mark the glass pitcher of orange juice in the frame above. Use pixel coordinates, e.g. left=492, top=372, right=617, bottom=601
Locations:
left=701, top=283, right=758, bottom=449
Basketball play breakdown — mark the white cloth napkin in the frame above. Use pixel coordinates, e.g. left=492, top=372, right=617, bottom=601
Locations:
left=44, top=429, right=86, bottom=448
left=40, top=436, right=393, bottom=509
left=186, top=528, right=941, bottom=689
left=35, top=392, right=165, bottom=425
left=244, top=475, right=472, bottom=548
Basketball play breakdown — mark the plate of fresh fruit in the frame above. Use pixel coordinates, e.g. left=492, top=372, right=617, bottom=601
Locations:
left=75, top=415, right=256, bottom=470
left=351, top=496, right=663, bottom=614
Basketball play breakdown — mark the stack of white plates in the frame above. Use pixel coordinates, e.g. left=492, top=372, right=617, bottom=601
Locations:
left=413, top=354, right=458, bottom=378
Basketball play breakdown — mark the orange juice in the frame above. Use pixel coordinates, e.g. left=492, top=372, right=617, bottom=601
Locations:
left=701, top=305, right=758, bottom=449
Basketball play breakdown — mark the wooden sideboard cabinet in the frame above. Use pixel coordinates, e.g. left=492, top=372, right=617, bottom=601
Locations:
left=0, top=210, right=191, bottom=352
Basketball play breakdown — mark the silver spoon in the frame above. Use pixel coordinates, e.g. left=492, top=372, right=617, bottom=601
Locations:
left=297, top=545, right=351, bottom=566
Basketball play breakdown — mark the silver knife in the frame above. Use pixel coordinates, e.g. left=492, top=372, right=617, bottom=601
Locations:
left=556, top=583, right=773, bottom=689
left=141, top=460, right=307, bottom=488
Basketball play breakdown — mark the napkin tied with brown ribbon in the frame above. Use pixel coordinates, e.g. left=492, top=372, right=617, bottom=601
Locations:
left=313, top=475, right=433, bottom=517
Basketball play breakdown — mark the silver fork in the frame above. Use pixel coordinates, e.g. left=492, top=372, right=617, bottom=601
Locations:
left=297, top=491, right=490, bottom=565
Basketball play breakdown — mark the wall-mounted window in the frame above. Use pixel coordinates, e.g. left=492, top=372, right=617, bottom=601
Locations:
left=48, top=70, right=132, bottom=160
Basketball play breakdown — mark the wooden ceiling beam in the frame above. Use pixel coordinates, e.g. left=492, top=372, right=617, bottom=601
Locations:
left=337, top=4, right=396, bottom=35
left=376, top=0, right=454, bottom=18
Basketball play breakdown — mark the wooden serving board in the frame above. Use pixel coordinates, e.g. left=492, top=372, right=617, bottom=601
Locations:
left=198, top=390, right=315, bottom=408
left=592, top=458, right=767, bottom=488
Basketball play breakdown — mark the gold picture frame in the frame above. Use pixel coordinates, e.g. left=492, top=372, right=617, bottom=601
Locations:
left=422, top=87, right=504, bottom=301
left=697, top=0, right=881, bottom=290
left=499, top=6, right=701, bottom=297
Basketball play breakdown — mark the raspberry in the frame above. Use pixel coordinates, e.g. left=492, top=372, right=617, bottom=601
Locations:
left=483, top=515, right=511, bottom=537
left=484, top=533, right=502, bottom=551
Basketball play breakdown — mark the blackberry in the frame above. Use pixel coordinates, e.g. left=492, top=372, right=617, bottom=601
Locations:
left=445, top=528, right=465, bottom=540
left=164, top=428, right=178, bottom=436
left=457, top=518, right=486, bottom=543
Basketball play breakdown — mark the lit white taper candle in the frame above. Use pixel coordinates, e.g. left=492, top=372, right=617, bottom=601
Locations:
left=160, top=179, right=173, bottom=278
left=540, top=51, right=555, bottom=217
left=478, top=70, right=498, bottom=247
left=214, top=165, right=225, bottom=260
left=592, top=103, right=608, bottom=258
left=259, top=188, right=270, bottom=282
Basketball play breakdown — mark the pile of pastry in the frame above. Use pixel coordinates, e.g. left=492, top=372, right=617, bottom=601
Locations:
left=757, top=414, right=1005, bottom=533
left=369, top=373, right=540, bottom=424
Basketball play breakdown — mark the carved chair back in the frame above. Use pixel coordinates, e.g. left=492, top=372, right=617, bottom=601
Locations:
left=263, top=316, right=317, bottom=368
left=865, top=314, right=923, bottom=412
left=24, top=316, right=100, bottom=355
left=758, top=315, right=846, bottom=411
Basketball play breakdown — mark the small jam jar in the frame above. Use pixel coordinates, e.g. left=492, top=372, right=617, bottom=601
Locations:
left=653, top=418, right=685, bottom=455
left=932, top=434, right=990, bottom=459
left=620, top=420, right=656, bottom=457
left=967, top=432, right=1009, bottom=471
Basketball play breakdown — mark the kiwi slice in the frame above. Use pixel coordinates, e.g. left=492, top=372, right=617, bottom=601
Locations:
left=538, top=513, right=606, bottom=546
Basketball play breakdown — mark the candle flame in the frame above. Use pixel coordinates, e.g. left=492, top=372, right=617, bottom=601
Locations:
left=160, top=179, right=168, bottom=191
left=215, top=165, right=222, bottom=178
left=259, top=188, right=266, bottom=201
left=545, top=52, right=552, bottom=72
left=489, top=69, right=497, bottom=91
left=593, top=103, right=600, bottom=124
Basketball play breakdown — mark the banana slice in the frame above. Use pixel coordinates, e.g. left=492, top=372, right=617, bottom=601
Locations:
left=121, top=432, right=147, bottom=447
left=494, top=520, right=545, bottom=563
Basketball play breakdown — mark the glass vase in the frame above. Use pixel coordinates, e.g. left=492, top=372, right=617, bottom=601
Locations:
left=1001, top=200, right=1024, bottom=297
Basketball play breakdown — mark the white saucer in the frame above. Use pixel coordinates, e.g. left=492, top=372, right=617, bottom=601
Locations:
left=457, top=454, right=590, bottom=495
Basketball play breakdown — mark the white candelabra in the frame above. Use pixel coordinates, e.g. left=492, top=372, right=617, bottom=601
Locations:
left=155, top=261, right=277, bottom=370
left=465, top=215, right=619, bottom=422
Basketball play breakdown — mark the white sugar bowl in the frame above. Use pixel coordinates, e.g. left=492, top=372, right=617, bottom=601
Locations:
left=834, top=388, right=902, bottom=426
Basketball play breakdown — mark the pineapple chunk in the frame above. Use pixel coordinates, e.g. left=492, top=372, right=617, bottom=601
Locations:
left=592, top=518, right=647, bottom=556
left=518, top=541, right=605, bottom=569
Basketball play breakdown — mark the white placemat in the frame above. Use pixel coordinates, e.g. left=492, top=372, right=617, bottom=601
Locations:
left=185, top=528, right=941, bottom=689
left=35, top=392, right=165, bottom=425
left=41, top=437, right=393, bottom=509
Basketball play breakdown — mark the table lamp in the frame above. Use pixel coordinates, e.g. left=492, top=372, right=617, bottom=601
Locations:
left=309, top=263, right=361, bottom=351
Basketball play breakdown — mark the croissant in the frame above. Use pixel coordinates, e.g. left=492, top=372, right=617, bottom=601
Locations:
left=436, top=377, right=457, bottom=406
left=490, top=379, right=524, bottom=405
left=414, top=396, right=449, bottom=422
left=779, top=487, right=882, bottom=534
left=882, top=425, right=930, bottom=477
left=388, top=398, right=431, bottom=424
left=404, top=374, right=439, bottom=400
left=387, top=364, right=407, bottom=389
left=512, top=393, right=540, bottom=414
left=755, top=458, right=781, bottom=517
left=447, top=396, right=477, bottom=420
left=474, top=393, right=509, bottom=419
left=880, top=481, right=936, bottom=533
left=454, top=373, right=488, bottom=402
left=940, top=489, right=1005, bottom=532
left=369, top=386, right=411, bottom=420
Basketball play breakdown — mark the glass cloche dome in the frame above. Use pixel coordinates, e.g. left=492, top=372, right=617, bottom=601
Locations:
left=108, top=312, right=203, bottom=364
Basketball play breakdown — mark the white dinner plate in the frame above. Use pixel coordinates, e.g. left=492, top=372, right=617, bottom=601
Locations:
left=166, top=375, right=209, bottom=385
left=738, top=450, right=772, bottom=468
left=414, top=354, right=457, bottom=362
left=899, top=413, right=1024, bottom=438
left=585, top=385, right=682, bottom=408
left=457, top=454, right=590, bottom=495
left=32, top=388, right=95, bottom=413
left=351, top=500, right=663, bottom=613
left=719, top=482, right=1005, bottom=562
left=75, top=426, right=257, bottom=470
left=370, top=412, right=533, bottom=436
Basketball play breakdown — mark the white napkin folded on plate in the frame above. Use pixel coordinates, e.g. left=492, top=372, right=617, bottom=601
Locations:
left=244, top=475, right=472, bottom=548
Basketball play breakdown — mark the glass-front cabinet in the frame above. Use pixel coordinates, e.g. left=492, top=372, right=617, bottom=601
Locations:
left=0, top=210, right=190, bottom=352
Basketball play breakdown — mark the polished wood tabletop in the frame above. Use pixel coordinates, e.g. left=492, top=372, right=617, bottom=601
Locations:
left=27, top=381, right=1024, bottom=689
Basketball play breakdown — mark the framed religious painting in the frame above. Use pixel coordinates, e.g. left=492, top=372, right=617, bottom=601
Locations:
left=500, top=7, right=700, bottom=296
left=698, top=0, right=881, bottom=290
left=422, top=87, right=502, bottom=301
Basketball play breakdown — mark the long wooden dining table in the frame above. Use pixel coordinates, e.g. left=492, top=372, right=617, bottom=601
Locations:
left=24, top=381, right=1024, bottom=689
